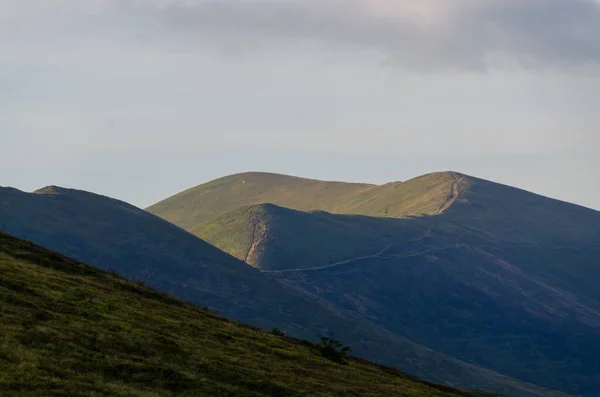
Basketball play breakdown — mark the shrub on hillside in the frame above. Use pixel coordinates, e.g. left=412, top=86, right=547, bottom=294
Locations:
left=271, top=328, right=285, bottom=336
left=319, top=336, right=351, bottom=363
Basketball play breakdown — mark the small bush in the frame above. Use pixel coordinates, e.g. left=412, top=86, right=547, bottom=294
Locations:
left=271, top=328, right=285, bottom=336
left=318, top=336, right=351, bottom=363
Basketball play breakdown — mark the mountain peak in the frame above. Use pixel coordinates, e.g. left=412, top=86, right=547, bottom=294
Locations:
left=33, top=185, right=69, bottom=195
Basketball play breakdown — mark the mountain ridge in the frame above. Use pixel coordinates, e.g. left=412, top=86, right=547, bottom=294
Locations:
left=149, top=170, right=600, bottom=219
left=1, top=184, right=561, bottom=397
left=147, top=171, right=466, bottom=231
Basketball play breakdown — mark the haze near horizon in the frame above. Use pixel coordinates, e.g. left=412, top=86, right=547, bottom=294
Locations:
left=2, top=0, right=599, bottom=210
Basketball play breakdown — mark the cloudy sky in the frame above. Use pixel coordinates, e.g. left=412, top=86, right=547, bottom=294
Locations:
left=2, top=0, right=599, bottom=209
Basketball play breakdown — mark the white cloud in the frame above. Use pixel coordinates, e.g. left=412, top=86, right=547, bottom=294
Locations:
left=2, top=1, right=600, bottom=71
left=128, top=0, right=600, bottom=71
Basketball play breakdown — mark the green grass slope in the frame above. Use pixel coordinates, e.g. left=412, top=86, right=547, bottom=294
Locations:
left=0, top=186, right=560, bottom=397
left=0, top=232, right=502, bottom=397
left=147, top=171, right=458, bottom=232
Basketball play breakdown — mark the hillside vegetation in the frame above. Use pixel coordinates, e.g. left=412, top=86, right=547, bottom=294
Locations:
left=0, top=232, right=501, bottom=397
left=147, top=171, right=458, bottom=232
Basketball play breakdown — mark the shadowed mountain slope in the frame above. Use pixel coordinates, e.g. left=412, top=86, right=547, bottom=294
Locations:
left=194, top=174, right=600, bottom=273
left=0, top=231, right=506, bottom=397
left=270, top=238, right=600, bottom=397
left=147, top=171, right=458, bottom=231
left=0, top=185, right=561, bottom=397
left=194, top=203, right=432, bottom=270
left=147, top=172, right=600, bottom=396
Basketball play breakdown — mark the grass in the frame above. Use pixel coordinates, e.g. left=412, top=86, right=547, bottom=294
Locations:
left=0, top=232, right=499, bottom=397
left=147, top=171, right=458, bottom=232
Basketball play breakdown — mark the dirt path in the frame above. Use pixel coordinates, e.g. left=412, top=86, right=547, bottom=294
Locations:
left=261, top=232, right=436, bottom=273
left=244, top=207, right=269, bottom=265
left=436, top=176, right=465, bottom=215
left=262, top=246, right=461, bottom=274
left=262, top=243, right=600, bottom=274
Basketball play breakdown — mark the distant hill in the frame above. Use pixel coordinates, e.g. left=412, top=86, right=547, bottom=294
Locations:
left=0, top=231, right=505, bottom=397
left=0, top=185, right=559, bottom=397
left=147, top=171, right=458, bottom=231
left=147, top=171, right=600, bottom=396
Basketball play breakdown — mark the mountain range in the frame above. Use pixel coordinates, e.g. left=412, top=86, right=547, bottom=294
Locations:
left=0, top=182, right=560, bottom=397
left=2, top=170, right=599, bottom=396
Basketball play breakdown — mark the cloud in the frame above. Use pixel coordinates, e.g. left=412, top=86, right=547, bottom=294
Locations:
left=2, top=0, right=600, bottom=71
left=126, top=0, right=600, bottom=71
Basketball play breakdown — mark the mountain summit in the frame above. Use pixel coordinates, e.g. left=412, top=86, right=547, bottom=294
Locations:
left=147, top=171, right=463, bottom=231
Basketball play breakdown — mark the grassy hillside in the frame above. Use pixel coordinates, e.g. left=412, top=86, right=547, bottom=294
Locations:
left=147, top=171, right=458, bottom=232
left=0, top=186, right=559, bottom=397
left=0, top=231, right=502, bottom=397
left=195, top=203, right=432, bottom=270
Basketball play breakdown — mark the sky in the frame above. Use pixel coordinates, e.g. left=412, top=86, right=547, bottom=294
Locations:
left=1, top=0, right=600, bottom=210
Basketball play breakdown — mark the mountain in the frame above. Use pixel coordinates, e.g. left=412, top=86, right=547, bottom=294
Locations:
left=0, top=231, right=501, bottom=397
left=147, top=171, right=458, bottom=231
left=147, top=171, right=600, bottom=396
left=0, top=185, right=561, bottom=397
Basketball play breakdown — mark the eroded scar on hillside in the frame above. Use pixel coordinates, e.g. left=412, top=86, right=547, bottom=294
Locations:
left=245, top=207, right=269, bottom=266
left=436, top=175, right=465, bottom=215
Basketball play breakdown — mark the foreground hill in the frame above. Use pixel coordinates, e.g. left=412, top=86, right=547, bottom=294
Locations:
left=0, top=232, right=502, bottom=397
left=148, top=171, right=600, bottom=396
left=147, top=171, right=457, bottom=231
left=0, top=186, right=558, bottom=397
